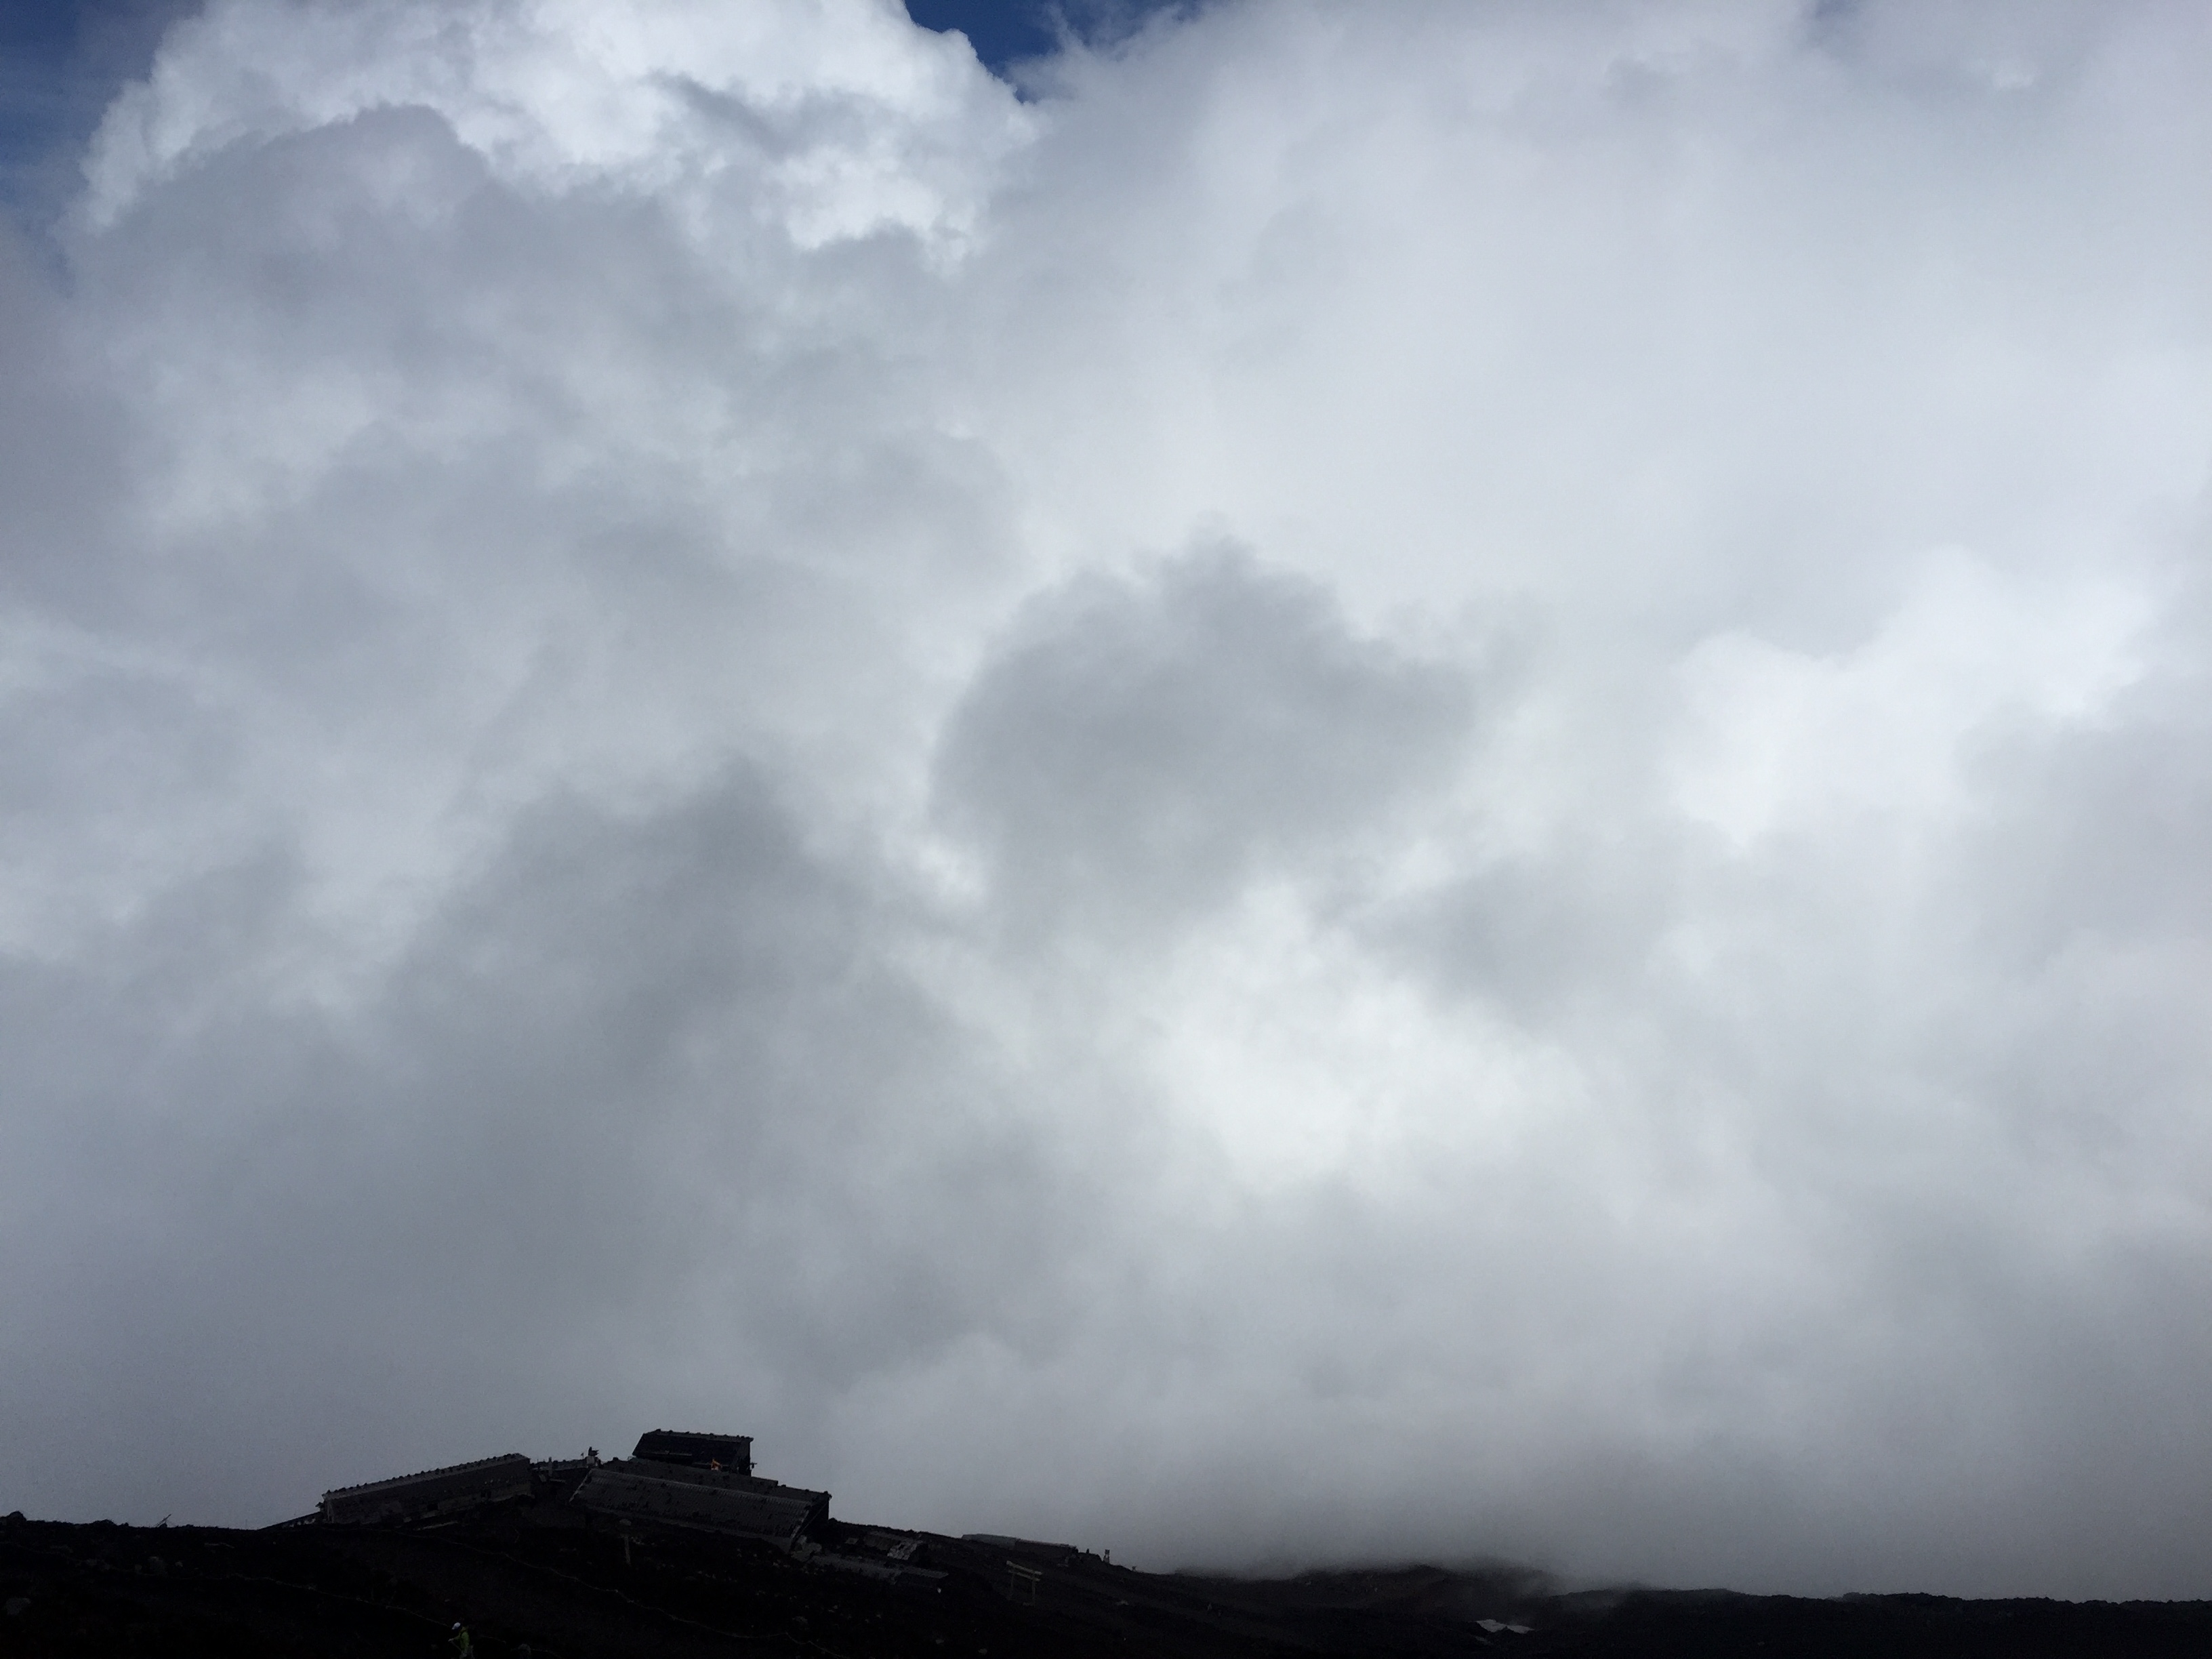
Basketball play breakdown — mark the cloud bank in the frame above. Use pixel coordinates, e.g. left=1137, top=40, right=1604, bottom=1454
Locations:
left=3, top=0, right=2209, bottom=1599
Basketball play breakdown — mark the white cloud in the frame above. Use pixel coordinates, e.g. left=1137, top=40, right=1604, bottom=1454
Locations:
left=83, top=0, right=1031, bottom=249
left=4, top=0, right=2211, bottom=1601
left=1671, top=550, right=2152, bottom=846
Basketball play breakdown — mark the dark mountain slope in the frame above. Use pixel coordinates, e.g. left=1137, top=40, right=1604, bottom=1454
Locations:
left=4, top=1507, right=2207, bottom=1658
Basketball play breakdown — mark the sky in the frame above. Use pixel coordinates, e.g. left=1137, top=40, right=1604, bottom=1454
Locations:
left=1, top=0, right=2209, bottom=1602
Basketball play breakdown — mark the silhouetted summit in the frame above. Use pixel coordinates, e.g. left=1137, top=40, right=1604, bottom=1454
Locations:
left=3, top=1434, right=2209, bottom=1656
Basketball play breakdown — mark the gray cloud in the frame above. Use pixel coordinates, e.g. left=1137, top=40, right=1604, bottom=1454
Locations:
left=1, top=771, right=1094, bottom=1521
left=1, top=0, right=2209, bottom=1603
left=936, top=548, right=1475, bottom=930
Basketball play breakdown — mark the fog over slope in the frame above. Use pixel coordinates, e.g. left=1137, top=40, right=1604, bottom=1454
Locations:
left=2, top=0, right=2208, bottom=1600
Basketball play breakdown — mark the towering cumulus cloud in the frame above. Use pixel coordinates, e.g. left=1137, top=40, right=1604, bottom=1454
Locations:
left=2, top=0, right=2208, bottom=1599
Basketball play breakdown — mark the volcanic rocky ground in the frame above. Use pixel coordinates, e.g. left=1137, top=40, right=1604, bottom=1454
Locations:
left=4, top=1503, right=2209, bottom=1658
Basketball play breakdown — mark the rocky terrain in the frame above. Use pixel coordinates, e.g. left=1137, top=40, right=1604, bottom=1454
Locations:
left=5, top=1503, right=2211, bottom=1658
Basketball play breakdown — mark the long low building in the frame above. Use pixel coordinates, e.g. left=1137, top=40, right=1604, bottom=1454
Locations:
left=319, top=1454, right=536, bottom=1526
left=569, top=1460, right=829, bottom=1549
